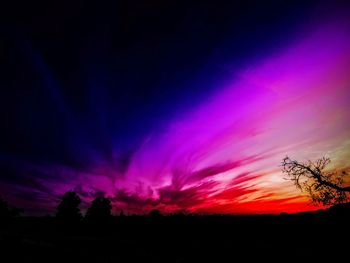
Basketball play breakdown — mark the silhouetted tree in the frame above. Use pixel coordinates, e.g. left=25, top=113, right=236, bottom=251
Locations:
left=282, top=156, right=350, bottom=205
left=85, top=197, right=112, bottom=220
left=56, top=191, right=82, bottom=222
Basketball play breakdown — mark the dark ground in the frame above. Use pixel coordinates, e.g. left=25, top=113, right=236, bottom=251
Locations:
left=1, top=205, right=349, bottom=262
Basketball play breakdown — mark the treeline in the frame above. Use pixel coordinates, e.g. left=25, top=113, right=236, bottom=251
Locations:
left=2, top=190, right=350, bottom=223
left=0, top=191, right=163, bottom=223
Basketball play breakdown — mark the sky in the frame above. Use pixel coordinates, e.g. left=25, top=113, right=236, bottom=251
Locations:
left=0, top=0, right=350, bottom=215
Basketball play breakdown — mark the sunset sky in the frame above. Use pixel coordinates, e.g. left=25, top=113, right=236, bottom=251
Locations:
left=1, top=1, right=349, bottom=215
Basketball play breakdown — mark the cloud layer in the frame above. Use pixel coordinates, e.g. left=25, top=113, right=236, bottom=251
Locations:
left=2, top=15, right=350, bottom=215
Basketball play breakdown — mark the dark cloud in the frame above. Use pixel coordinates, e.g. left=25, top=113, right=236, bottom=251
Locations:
left=228, top=172, right=261, bottom=186
left=158, top=181, right=219, bottom=208
left=187, top=155, right=264, bottom=184
left=212, top=186, right=257, bottom=201
left=112, top=189, right=159, bottom=213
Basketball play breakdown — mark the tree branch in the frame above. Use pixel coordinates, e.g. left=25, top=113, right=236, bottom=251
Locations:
left=294, top=162, right=350, bottom=192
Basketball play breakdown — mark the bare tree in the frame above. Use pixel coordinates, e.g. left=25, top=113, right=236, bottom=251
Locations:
left=282, top=156, right=350, bottom=206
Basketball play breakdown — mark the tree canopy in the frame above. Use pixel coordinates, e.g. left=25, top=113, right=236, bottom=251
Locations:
left=56, top=191, right=82, bottom=221
left=85, top=197, right=112, bottom=220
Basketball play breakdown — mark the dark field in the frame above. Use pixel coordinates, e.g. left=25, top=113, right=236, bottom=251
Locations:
left=1, top=206, right=349, bottom=262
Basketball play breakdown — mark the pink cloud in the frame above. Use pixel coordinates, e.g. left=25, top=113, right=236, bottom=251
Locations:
left=4, top=15, right=350, bottom=215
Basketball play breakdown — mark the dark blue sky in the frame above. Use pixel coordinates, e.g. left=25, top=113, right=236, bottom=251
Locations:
left=0, top=0, right=323, bottom=171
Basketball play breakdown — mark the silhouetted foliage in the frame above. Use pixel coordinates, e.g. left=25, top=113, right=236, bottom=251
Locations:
left=282, top=156, right=350, bottom=206
left=56, top=191, right=82, bottom=222
left=85, top=197, right=112, bottom=220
